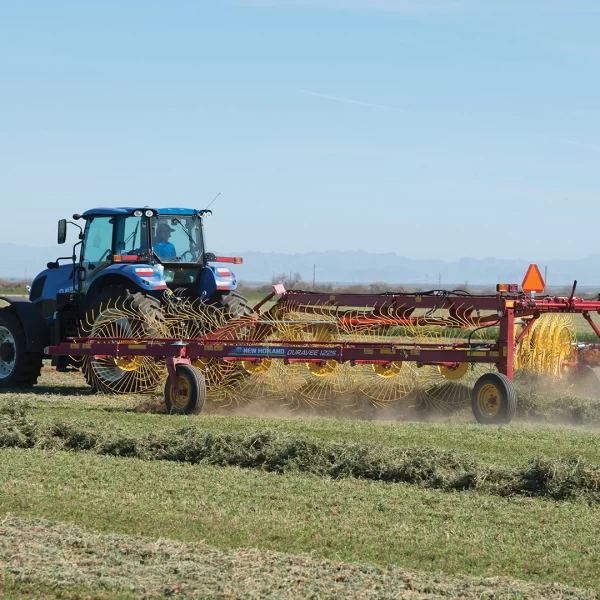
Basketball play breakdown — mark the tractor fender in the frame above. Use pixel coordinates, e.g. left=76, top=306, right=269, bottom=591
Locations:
left=199, top=266, right=237, bottom=300
left=0, top=296, right=50, bottom=353
left=85, top=265, right=167, bottom=305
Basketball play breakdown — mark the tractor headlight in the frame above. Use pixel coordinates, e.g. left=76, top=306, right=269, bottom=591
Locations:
left=133, top=210, right=143, bottom=217
left=145, top=210, right=154, bottom=217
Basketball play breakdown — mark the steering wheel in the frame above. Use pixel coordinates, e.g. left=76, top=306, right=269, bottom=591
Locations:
left=181, top=250, right=196, bottom=262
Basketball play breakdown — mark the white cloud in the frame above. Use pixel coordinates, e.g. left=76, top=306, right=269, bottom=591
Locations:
left=560, top=42, right=600, bottom=59
left=238, top=0, right=464, bottom=13
left=300, top=90, right=396, bottom=110
left=550, top=137, right=600, bottom=152
left=237, top=0, right=600, bottom=14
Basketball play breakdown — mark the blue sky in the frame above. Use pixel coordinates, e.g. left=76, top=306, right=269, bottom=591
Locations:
left=0, top=0, right=599, bottom=260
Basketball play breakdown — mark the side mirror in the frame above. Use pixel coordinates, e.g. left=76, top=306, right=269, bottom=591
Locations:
left=58, top=219, right=67, bottom=244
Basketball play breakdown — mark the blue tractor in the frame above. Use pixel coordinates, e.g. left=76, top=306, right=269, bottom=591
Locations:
left=0, top=207, right=250, bottom=392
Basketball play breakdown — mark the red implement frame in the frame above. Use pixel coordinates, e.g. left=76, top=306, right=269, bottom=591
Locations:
left=46, top=289, right=600, bottom=377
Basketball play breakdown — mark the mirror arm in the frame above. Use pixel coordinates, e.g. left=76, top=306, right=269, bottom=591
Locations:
left=70, top=240, right=83, bottom=291
left=68, top=221, right=83, bottom=235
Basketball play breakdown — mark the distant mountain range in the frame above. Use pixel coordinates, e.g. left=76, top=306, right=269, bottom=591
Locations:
left=0, top=244, right=68, bottom=283
left=1, top=243, right=599, bottom=288
left=233, top=251, right=600, bottom=289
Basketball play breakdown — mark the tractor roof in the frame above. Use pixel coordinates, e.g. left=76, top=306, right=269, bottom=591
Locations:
left=81, top=207, right=201, bottom=218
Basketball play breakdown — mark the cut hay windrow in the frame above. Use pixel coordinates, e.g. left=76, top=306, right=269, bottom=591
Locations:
left=2, top=402, right=600, bottom=502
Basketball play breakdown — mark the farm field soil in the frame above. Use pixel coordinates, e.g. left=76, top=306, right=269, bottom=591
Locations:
left=2, top=369, right=600, bottom=597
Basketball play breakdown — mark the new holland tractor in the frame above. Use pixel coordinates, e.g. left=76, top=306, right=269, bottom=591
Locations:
left=0, top=207, right=250, bottom=392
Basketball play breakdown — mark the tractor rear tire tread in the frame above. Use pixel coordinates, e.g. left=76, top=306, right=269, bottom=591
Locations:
left=0, top=308, right=43, bottom=388
left=215, top=290, right=253, bottom=319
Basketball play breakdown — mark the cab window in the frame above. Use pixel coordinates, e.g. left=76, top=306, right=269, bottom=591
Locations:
left=81, top=217, right=114, bottom=273
left=115, top=215, right=149, bottom=258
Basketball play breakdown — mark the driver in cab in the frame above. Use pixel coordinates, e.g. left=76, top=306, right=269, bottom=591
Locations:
left=154, top=222, right=176, bottom=260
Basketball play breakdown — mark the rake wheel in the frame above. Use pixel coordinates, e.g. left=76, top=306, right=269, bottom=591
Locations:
left=514, top=314, right=576, bottom=379
left=401, top=317, right=496, bottom=412
left=356, top=360, right=419, bottom=408
left=162, top=295, right=255, bottom=404
left=247, top=306, right=349, bottom=409
left=79, top=289, right=166, bottom=394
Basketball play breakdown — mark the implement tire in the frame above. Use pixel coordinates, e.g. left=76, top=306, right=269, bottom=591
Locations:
left=471, top=372, right=517, bottom=425
left=80, top=288, right=165, bottom=394
left=0, top=308, right=43, bottom=388
left=165, top=364, right=206, bottom=415
left=571, top=365, right=600, bottom=398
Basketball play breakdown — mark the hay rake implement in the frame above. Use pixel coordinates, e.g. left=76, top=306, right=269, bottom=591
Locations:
left=46, top=276, right=600, bottom=424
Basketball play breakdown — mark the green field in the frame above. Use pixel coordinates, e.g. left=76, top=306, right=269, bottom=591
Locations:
left=2, top=368, right=600, bottom=598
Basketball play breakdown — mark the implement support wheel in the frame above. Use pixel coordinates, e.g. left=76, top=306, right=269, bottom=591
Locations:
left=165, top=364, right=207, bottom=415
left=471, top=372, right=517, bottom=425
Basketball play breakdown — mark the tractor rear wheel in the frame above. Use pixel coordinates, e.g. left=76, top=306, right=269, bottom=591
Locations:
left=0, top=308, right=43, bottom=388
left=215, top=290, right=252, bottom=319
left=80, top=289, right=166, bottom=394
left=471, top=372, right=517, bottom=425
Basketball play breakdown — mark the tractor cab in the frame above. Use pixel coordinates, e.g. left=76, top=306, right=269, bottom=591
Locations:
left=78, top=207, right=210, bottom=291
left=81, top=207, right=204, bottom=262
left=30, top=207, right=242, bottom=319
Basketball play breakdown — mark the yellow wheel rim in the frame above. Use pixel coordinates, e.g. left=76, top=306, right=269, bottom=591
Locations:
left=372, top=362, right=403, bottom=378
left=307, top=360, right=338, bottom=377
left=171, top=375, right=191, bottom=409
left=477, top=383, right=500, bottom=417
left=241, top=359, right=272, bottom=374
left=438, top=362, right=469, bottom=381
left=114, top=356, right=145, bottom=372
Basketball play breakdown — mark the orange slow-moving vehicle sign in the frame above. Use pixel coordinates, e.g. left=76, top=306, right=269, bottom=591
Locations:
left=521, top=263, right=545, bottom=294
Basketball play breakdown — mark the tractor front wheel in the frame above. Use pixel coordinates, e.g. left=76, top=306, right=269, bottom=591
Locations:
left=0, top=308, right=43, bottom=388
left=471, top=372, right=517, bottom=425
left=164, top=364, right=206, bottom=414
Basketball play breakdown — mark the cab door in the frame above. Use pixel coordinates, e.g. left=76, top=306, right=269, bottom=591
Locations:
left=80, top=216, right=114, bottom=287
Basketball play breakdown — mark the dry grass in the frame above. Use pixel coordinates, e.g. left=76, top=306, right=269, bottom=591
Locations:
left=2, top=516, right=597, bottom=600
